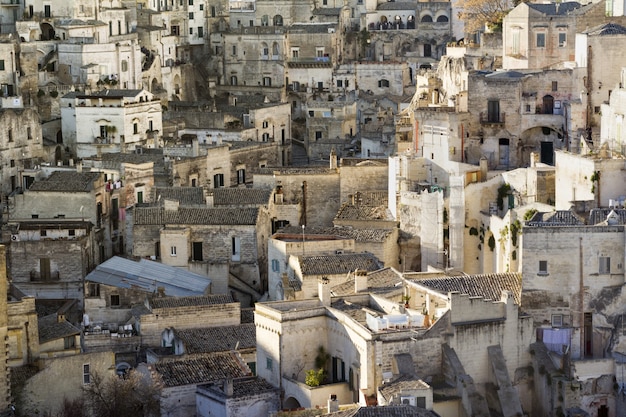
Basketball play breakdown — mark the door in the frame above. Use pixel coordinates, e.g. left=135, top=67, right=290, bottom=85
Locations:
left=543, top=95, right=554, bottom=114
left=584, top=312, right=593, bottom=358
left=540, top=141, right=554, bottom=165
left=498, top=138, right=509, bottom=167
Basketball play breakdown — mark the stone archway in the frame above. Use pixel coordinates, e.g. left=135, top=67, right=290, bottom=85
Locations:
left=283, top=396, right=301, bottom=410
left=40, top=23, right=55, bottom=40
left=519, top=126, right=562, bottom=166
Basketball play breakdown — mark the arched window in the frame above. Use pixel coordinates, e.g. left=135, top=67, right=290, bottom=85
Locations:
left=231, top=75, right=238, bottom=86
left=378, top=79, right=390, bottom=88
left=261, top=15, right=269, bottom=26
left=407, top=15, right=415, bottom=29
left=421, top=15, right=433, bottom=22
left=273, top=15, right=283, bottom=26
left=272, top=42, right=279, bottom=56
left=261, top=42, right=269, bottom=57
left=436, top=15, right=449, bottom=22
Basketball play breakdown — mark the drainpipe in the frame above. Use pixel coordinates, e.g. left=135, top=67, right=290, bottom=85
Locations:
left=579, top=237, right=584, bottom=359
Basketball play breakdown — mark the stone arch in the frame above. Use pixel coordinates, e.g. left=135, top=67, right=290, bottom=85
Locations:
left=56, top=130, right=63, bottom=144
left=407, top=15, right=415, bottom=29
left=151, top=78, right=159, bottom=92
left=542, top=94, right=554, bottom=114
left=273, top=15, right=283, bottom=26
left=436, top=14, right=449, bottom=22
left=173, top=74, right=181, bottom=96
left=40, top=22, right=55, bottom=40
left=520, top=126, right=562, bottom=166
left=421, top=14, right=433, bottom=23
left=283, top=396, right=301, bottom=409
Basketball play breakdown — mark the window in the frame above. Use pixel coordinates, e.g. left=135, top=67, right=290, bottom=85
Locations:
left=8, top=129, right=12, bottom=142
left=262, top=132, right=270, bottom=141
left=291, top=49, right=299, bottom=59
left=188, top=0, right=193, bottom=4
left=552, top=81, right=558, bottom=92
left=237, top=168, right=246, bottom=184
left=211, top=5, right=215, bottom=16
left=10, top=160, right=14, bottom=168
left=552, top=314, right=563, bottom=327
left=0, top=60, right=4, bottom=71
left=110, top=294, right=120, bottom=306
left=232, top=45, right=237, bottom=55
left=137, top=191, right=143, bottom=204
left=88, top=283, right=100, bottom=297
left=133, top=123, right=138, bottom=134
left=192, top=242, right=203, bottom=261
left=68, top=229, right=75, bottom=236
left=121, top=60, right=128, bottom=72
left=271, top=259, right=280, bottom=272
left=378, top=79, right=390, bottom=88
left=189, top=12, right=194, bottom=19
left=316, top=48, right=324, bottom=57
left=64, top=336, right=76, bottom=349
left=27, top=127, right=32, bottom=139
left=263, top=77, right=272, bottom=86
left=262, top=121, right=269, bottom=128
left=199, top=4, right=203, bottom=9
left=230, top=75, right=237, bottom=85
left=599, top=256, right=610, bottom=274
left=232, top=236, right=241, bottom=261
left=213, top=173, right=224, bottom=188
left=44, top=4, right=51, bottom=17
left=189, top=27, right=193, bottom=35
left=511, top=28, right=520, bottom=55
left=309, top=110, right=314, bottom=117
left=315, top=131, right=322, bottom=140
left=558, top=32, right=566, bottom=47
left=170, top=246, right=177, bottom=256
left=536, top=32, right=546, bottom=48
left=538, top=260, right=548, bottom=275
left=266, top=357, right=273, bottom=370
left=83, top=364, right=91, bottom=384
left=416, top=397, right=426, bottom=408
left=487, top=100, right=500, bottom=122
left=198, top=27, right=203, bottom=37
left=171, top=25, right=180, bottom=36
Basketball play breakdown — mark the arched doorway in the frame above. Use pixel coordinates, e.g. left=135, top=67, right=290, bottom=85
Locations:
left=173, top=74, right=181, bottom=96
left=40, top=23, right=55, bottom=40
left=542, top=95, right=554, bottom=114
left=151, top=78, right=159, bottom=92
left=283, top=396, right=301, bottom=410
left=56, top=130, right=63, bottom=144
left=498, top=138, right=509, bottom=167
left=54, top=146, right=62, bottom=165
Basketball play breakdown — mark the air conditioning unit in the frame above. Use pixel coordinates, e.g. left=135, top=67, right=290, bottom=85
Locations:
left=401, top=396, right=416, bottom=407
left=10, top=234, right=19, bottom=242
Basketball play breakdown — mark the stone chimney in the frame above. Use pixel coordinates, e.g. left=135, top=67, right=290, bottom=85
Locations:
left=76, top=161, right=82, bottom=173
left=330, top=148, right=337, bottom=169
left=318, top=276, right=331, bottom=307
left=163, top=199, right=179, bottom=211
left=328, top=394, right=339, bottom=413
left=224, top=379, right=234, bottom=396
left=479, top=156, right=488, bottom=181
left=205, top=190, right=214, bottom=207
left=355, top=269, right=368, bottom=293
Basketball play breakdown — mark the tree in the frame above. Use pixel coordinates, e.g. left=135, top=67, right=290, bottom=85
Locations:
left=82, top=370, right=163, bottom=417
left=456, top=0, right=513, bottom=35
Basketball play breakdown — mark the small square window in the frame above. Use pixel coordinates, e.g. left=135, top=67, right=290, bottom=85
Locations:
left=599, top=256, right=610, bottom=274
left=170, top=246, right=177, bottom=256
left=538, top=260, right=548, bottom=275
left=552, top=81, right=558, bottom=92
left=68, top=229, right=75, bottom=236
left=40, top=229, right=47, bottom=237
left=110, top=294, right=120, bottom=306
left=266, top=357, right=273, bottom=370
left=315, top=131, right=322, bottom=140
left=558, top=32, right=566, bottom=47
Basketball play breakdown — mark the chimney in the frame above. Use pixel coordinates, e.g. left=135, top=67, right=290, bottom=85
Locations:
left=76, top=161, right=82, bottom=173
left=205, top=191, right=214, bottom=207
left=318, top=276, right=331, bottom=307
left=224, top=379, right=234, bottom=396
left=330, top=148, right=337, bottom=169
left=355, top=269, right=368, bottom=292
left=479, top=156, right=488, bottom=181
left=192, top=136, right=199, bottom=157
left=328, top=394, right=339, bottom=413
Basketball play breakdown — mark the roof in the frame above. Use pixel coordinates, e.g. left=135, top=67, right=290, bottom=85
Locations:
left=332, top=267, right=404, bottom=297
left=379, top=374, right=431, bottom=400
left=212, top=188, right=272, bottom=206
left=589, top=208, right=626, bottom=225
left=173, top=323, right=256, bottom=353
left=133, top=207, right=259, bottom=225
left=484, top=70, right=526, bottom=79
left=412, top=272, right=522, bottom=305
left=299, top=253, right=383, bottom=276
left=199, top=376, right=279, bottom=398
left=80, top=89, right=144, bottom=99
left=153, top=187, right=205, bottom=206
left=324, top=405, right=437, bottom=417
left=85, top=256, right=210, bottom=296
left=335, top=203, right=395, bottom=221
left=28, top=171, right=101, bottom=192
left=152, top=352, right=251, bottom=387
left=526, top=1, right=582, bottom=15
left=377, top=1, right=417, bottom=10
left=38, top=314, right=81, bottom=344
left=150, top=294, right=233, bottom=309
left=526, top=210, right=585, bottom=226
left=278, top=226, right=394, bottom=243
left=584, top=22, right=626, bottom=36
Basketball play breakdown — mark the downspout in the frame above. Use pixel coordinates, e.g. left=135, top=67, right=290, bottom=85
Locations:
left=579, top=237, right=584, bottom=359
left=301, top=181, right=307, bottom=227
left=461, top=123, right=465, bottom=163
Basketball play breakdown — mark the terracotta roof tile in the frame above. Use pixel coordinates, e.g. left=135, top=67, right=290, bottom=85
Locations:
left=332, top=267, right=404, bottom=296
left=29, top=171, right=101, bottom=192
left=133, top=207, right=259, bottom=225
left=38, top=314, right=81, bottom=344
left=300, top=253, right=383, bottom=276
left=173, top=323, right=256, bottom=354
left=150, top=295, right=234, bottom=309
left=153, top=352, right=251, bottom=387
left=412, top=273, right=522, bottom=305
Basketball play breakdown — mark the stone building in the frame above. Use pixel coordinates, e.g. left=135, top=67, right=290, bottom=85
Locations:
left=60, top=89, right=163, bottom=158
left=37, top=313, right=81, bottom=359
left=196, top=377, right=281, bottom=417
left=600, top=68, right=626, bottom=155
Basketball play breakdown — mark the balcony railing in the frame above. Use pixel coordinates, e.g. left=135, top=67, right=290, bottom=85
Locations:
left=30, top=270, right=60, bottom=281
left=480, top=112, right=505, bottom=124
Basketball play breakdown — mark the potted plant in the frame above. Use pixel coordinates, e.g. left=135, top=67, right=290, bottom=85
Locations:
left=402, top=294, right=411, bottom=308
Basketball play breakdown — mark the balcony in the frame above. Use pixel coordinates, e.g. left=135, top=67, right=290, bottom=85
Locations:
left=480, top=112, right=505, bottom=125
left=30, top=270, right=60, bottom=282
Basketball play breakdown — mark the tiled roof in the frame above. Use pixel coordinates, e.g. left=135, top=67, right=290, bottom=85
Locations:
left=82, top=89, right=144, bottom=98
left=379, top=374, right=431, bottom=400
left=330, top=298, right=381, bottom=325
left=332, top=267, right=404, bottom=297
left=257, top=167, right=336, bottom=176
left=312, top=7, right=341, bottom=15
left=98, top=152, right=165, bottom=167
left=589, top=208, right=626, bottom=225
left=29, top=171, right=101, bottom=192
left=412, top=273, right=522, bottom=305
left=527, top=1, right=582, bottom=15
left=377, top=2, right=416, bottom=10
left=212, top=188, right=272, bottom=206
left=153, top=187, right=205, bottom=206
left=150, top=294, right=234, bottom=309
left=278, top=226, right=394, bottom=242
left=347, top=190, right=389, bottom=206
left=526, top=210, right=585, bottom=226
left=241, top=308, right=255, bottom=323
left=584, top=22, right=626, bottom=36
left=335, top=203, right=395, bottom=221
left=199, top=376, right=279, bottom=398
left=38, top=314, right=81, bottom=344
left=133, top=207, right=259, bottom=225
left=300, top=253, right=383, bottom=275
left=326, top=405, right=437, bottom=417
left=174, top=323, right=256, bottom=354
left=152, top=352, right=251, bottom=387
